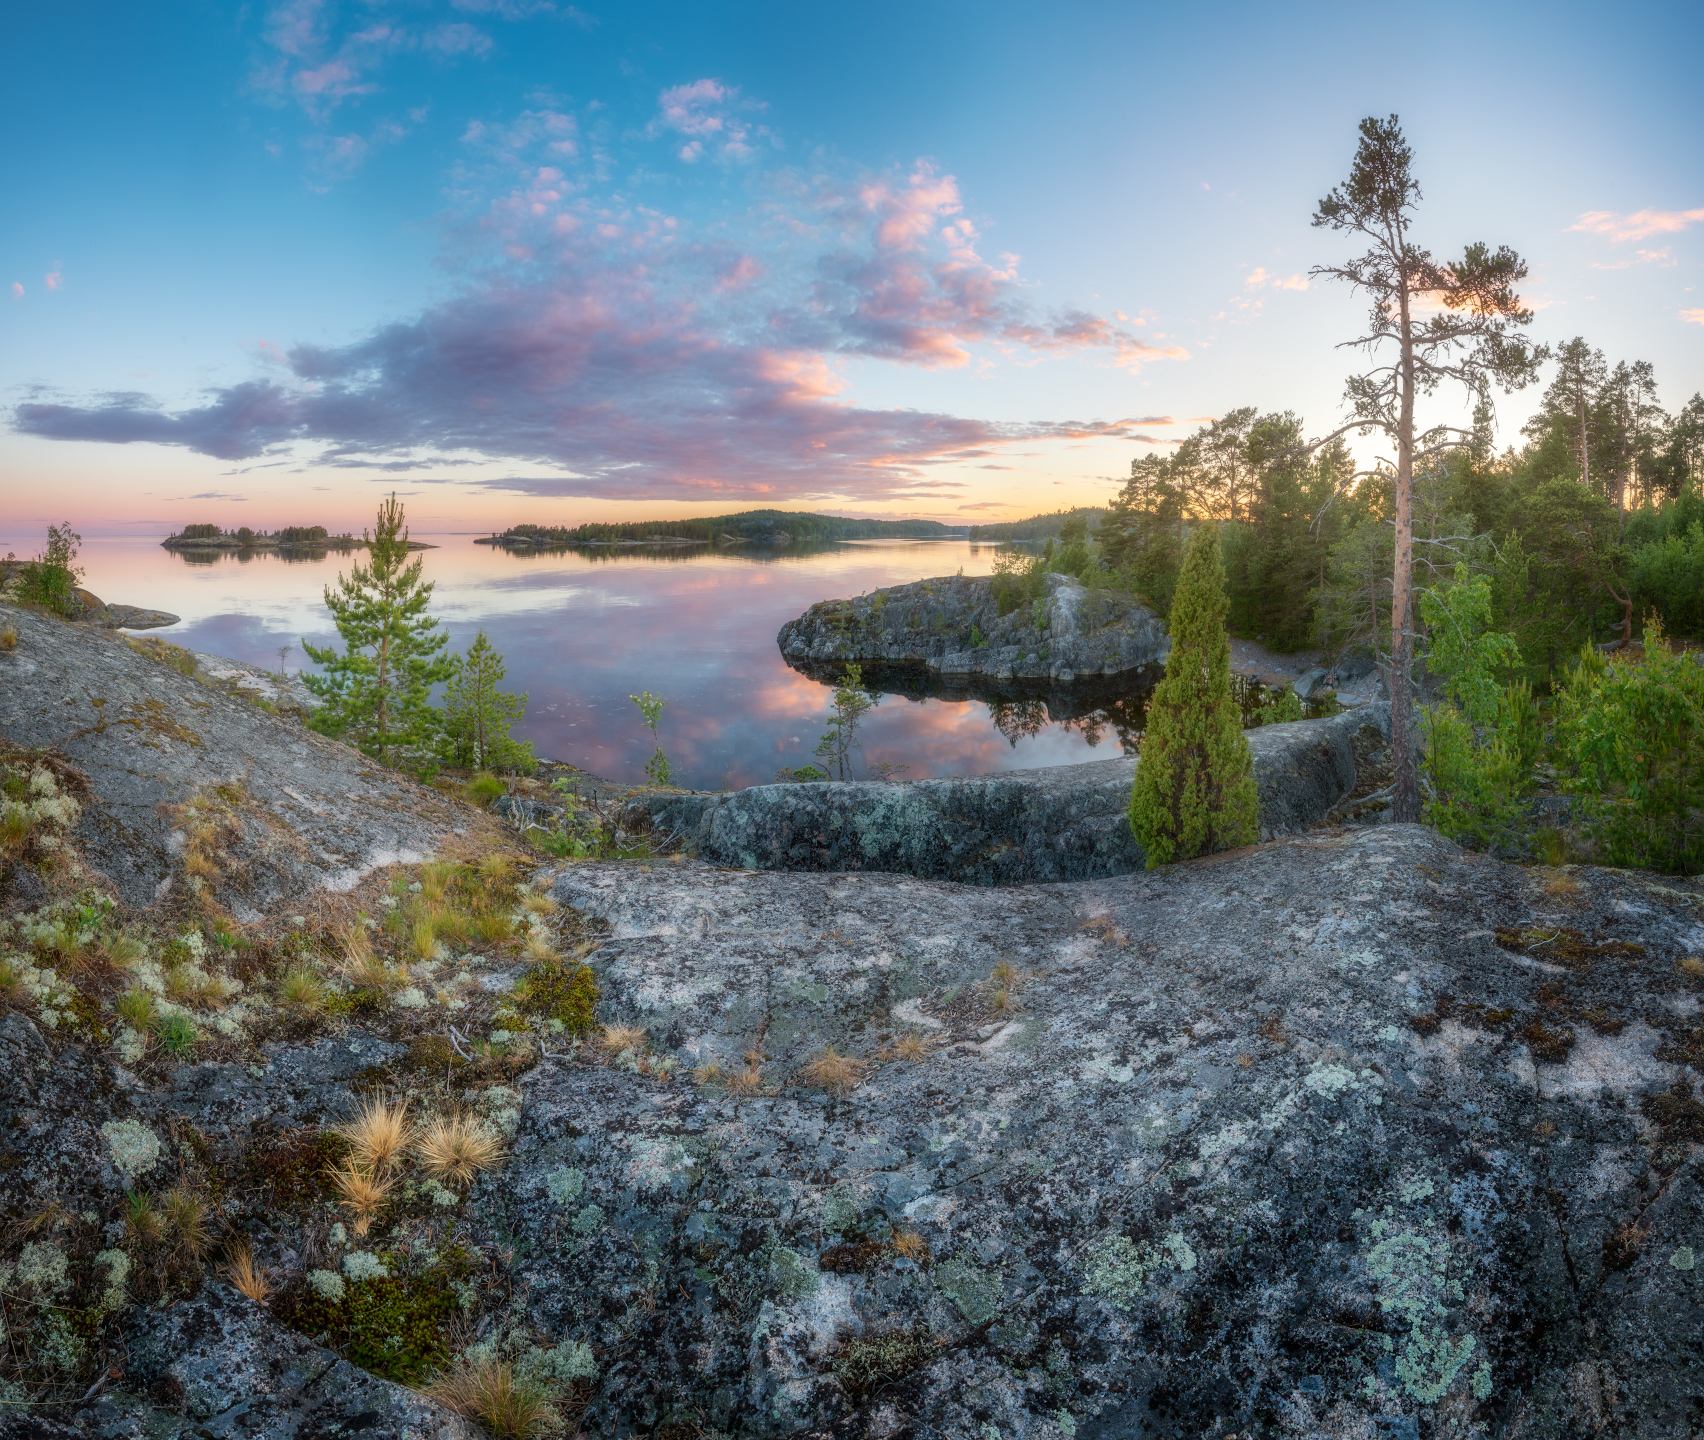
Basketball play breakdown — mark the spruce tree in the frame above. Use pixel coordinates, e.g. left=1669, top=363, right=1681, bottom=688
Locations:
left=1128, top=524, right=1259, bottom=865
left=440, top=630, right=533, bottom=774
left=302, top=494, right=451, bottom=763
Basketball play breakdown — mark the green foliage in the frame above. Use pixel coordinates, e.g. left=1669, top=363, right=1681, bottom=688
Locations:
left=1128, top=525, right=1259, bottom=865
left=1631, top=518, right=1704, bottom=638
left=775, top=764, right=829, bottom=783
left=1420, top=575, right=1522, bottom=724
left=1555, top=624, right=1704, bottom=873
left=967, top=506, right=1104, bottom=543
left=628, top=691, right=673, bottom=786
left=278, top=1245, right=472, bottom=1383
left=440, top=630, right=533, bottom=774
left=179, top=523, right=222, bottom=540
left=1248, top=689, right=1305, bottom=726
left=813, top=663, right=878, bottom=782
left=153, top=1011, right=197, bottom=1055
left=301, top=495, right=451, bottom=763
left=989, top=547, right=1049, bottom=618
left=1422, top=706, right=1530, bottom=851
left=500, top=509, right=954, bottom=545
left=8, top=522, right=84, bottom=616
left=466, top=772, right=506, bottom=806
left=515, top=958, right=598, bottom=1034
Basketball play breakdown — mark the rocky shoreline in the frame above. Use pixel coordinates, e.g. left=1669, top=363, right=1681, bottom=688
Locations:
left=4, top=593, right=1704, bottom=1439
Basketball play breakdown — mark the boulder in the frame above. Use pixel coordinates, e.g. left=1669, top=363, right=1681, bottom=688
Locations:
left=778, top=571, right=1168, bottom=685
left=630, top=705, right=1390, bottom=884
left=1293, top=665, right=1329, bottom=700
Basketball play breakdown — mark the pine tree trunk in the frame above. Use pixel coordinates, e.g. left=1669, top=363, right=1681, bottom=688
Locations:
left=1389, top=328, right=1420, bottom=825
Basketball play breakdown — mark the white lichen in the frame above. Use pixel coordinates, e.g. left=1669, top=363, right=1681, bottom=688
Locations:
left=342, top=1251, right=390, bottom=1282
left=308, top=1269, right=346, bottom=1302
left=100, top=1119, right=163, bottom=1181
left=545, top=1165, right=585, bottom=1205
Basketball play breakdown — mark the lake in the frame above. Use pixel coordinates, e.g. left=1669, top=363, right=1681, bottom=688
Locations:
left=53, top=535, right=1158, bottom=790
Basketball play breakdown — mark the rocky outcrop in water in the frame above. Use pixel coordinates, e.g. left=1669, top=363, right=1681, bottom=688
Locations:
left=629, top=705, right=1390, bottom=884
left=778, top=572, right=1168, bottom=684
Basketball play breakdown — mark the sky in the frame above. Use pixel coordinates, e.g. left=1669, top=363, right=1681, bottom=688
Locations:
left=3, top=0, right=1701, bottom=542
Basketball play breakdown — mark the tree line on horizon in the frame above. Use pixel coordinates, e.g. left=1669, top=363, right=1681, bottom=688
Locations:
left=493, top=510, right=961, bottom=545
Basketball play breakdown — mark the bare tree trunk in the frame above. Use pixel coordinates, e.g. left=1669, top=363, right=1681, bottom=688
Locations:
left=1389, top=332, right=1420, bottom=824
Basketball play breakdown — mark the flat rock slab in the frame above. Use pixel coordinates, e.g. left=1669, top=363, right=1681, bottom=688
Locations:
left=632, top=705, right=1390, bottom=884
left=494, top=827, right=1704, bottom=1437
left=0, top=603, right=494, bottom=911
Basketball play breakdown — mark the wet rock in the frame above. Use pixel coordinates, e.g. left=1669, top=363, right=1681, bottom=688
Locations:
left=778, top=572, right=1168, bottom=684
left=0, top=603, right=498, bottom=910
left=630, top=705, right=1390, bottom=883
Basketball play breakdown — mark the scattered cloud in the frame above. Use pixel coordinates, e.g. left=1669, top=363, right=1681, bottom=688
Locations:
left=1571, top=207, right=1704, bottom=243
left=44, top=271, right=63, bottom=291
left=957, top=501, right=1009, bottom=510
left=1591, top=247, right=1676, bottom=270
left=1682, top=308, right=1704, bottom=326
left=652, top=79, right=770, bottom=163
left=9, top=283, right=21, bottom=298
left=15, top=94, right=1184, bottom=506
left=1243, top=267, right=1307, bottom=291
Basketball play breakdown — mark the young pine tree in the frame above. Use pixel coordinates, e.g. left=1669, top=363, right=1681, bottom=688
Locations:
left=440, top=630, right=534, bottom=774
left=302, top=495, right=451, bottom=763
left=1128, top=524, right=1259, bottom=866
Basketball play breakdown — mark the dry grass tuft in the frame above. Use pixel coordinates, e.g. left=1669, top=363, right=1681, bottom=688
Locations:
left=477, top=854, right=513, bottom=885
left=475, top=911, right=515, bottom=944
left=991, top=959, right=1026, bottom=990
left=125, top=1190, right=165, bottom=1247
left=0, top=622, right=16, bottom=653
left=521, top=890, right=558, bottom=916
left=691, top=1061, right=725, bottom=1086
left=331, top=1162, right=396, bottom=1236
left=594, top=1023, right=649, bottom=1061
left=1539, top=869, right=1581, bottom=897
left=163, top=1185, right=212, bottom=1259
left=415, top=1113, right=505, bottom=1186
left=223, top=1241, right=272, bottom=1304
left=523, top=931, right=557, bottom=962
left=337, top=1095, right=414, bottom=1171
left=799, top=1046, right=867, bottom=1094
left=426, top=1360, right=554, bottom=1440
left=101, top=928, right=147, bottom=968
left=724, top=1066, right=765, bottom=1096
left=889, top=1227, right=929, bottom=1263
left=1680, top=956, right=1704, bottom=978
left=280, top=965, right=326, bottom=1010
left=883, top=1031, right=936, bottom=1063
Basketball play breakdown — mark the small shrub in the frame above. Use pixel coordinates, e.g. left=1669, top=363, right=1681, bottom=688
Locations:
left=467, top=772, right=506, bottom=807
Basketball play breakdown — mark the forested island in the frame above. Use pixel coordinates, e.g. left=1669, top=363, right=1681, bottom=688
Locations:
left=475, top=509, right=967, bottom=548
left=162, top=524, right=433, bottom=552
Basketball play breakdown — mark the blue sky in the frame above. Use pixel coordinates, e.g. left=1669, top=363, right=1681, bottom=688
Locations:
left=3, top=0, right=1700, bottom=537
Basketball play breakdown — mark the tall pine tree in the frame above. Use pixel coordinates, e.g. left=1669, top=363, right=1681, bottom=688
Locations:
left=1128, top=524, right=1259, bottom=866
left=302, top=494, right=451, bottom=763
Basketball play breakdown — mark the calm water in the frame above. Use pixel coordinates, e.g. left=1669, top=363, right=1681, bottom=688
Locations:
left=48, top=536, right=1156, bottom=790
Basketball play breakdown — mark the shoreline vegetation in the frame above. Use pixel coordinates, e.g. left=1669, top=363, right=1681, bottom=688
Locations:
left=473, top=509, right=968, bottom=549
left=162, top=524, right=434, bottom=553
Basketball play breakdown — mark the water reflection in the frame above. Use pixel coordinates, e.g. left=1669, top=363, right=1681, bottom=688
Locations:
left=61, top=535, right=1168, bottom=789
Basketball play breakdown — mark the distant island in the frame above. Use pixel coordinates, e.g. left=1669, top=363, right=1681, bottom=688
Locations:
left=966, top=506, right=1105, bottom=542
left=161, top=524, right=433, bottom=552
left=474, top=509, right=968, bottom=549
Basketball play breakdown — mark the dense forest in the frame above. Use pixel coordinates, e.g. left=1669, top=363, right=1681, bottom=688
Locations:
left=1036, top=339, right=1704, bottom=693
left=490, top=510, right=964, bottom=545
left=967, top=507, right=1106, bottom=542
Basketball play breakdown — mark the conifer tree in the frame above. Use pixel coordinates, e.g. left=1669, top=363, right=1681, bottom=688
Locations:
left=302, top=494, right=451, bottom=763
left=440, top=629, right=533, bottom=773
left=1128, top=524, right=1259, bottom=865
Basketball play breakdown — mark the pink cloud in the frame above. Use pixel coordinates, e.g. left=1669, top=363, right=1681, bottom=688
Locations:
left=1244, top=267, right=1307, bottom=291
left=10, top=282, right=22, bottom=298
left=43, top=271, right=62, bottom=291
left=653, top=79, right=768, bottom=162
left=1682, top=309, right=1704, bottom=326
left=1572, top=207, right=1704, bottom=243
